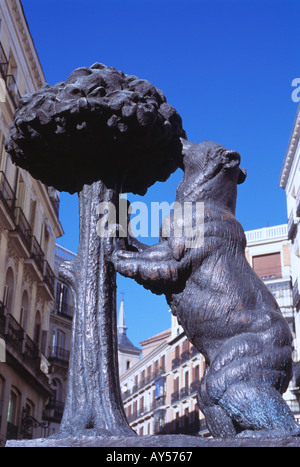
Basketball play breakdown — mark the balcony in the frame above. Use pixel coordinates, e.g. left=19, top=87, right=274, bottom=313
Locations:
left=56, top=302, right=74, bottom=321
left=24, top=236, right=45, bottom=282
left=43, top=399, right=64, bottom=424
left=6, top=74, right=21, bottom=108
left=6, top=421, right=18, bottom=441
left=171, top=381, right=201, bottom=405
left=9, top=207, right=31, bottom=257
left=172, top=356, right=180, bottom=370
left=296, top=187, right=300, bottom=218
left=0, top=42, right=21, bottom=110
left=48, top=346, right=69, bottom=366
left=0, top=309, right=46, bottom=377
left=181, top=350, right=190, bottom=365
left=288, top=212, right=297, bottom=240
left=48, top=187, right=60, bottom=217
left=0, top=171, right=16, bottom=229
left=38, top=261, right=55, bottom=300
left=293, top=279, right=300, bottom=309
left=0, top=42, right=9, bottom=80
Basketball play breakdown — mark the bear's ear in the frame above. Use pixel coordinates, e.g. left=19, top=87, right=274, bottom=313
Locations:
left=237, top=168, right=247, bottom=184
left=222, top=150, right=241, bottom=169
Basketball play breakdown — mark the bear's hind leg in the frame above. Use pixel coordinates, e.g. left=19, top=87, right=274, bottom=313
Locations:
left=199, top=403, right=242, bottom=438
left=197, top=381, right=242, bottom=437
left=219, top=381, right=300, bottom=438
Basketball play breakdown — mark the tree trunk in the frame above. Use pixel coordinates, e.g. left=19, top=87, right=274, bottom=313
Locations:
left=57, top=181, right=135, bottom=437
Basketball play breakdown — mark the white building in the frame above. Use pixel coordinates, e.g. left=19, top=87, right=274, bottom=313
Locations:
left=279, top=103, right=300, bottom=404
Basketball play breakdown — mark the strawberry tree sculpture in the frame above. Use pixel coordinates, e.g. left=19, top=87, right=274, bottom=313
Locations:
left=5, top=63, right=186, bottom=437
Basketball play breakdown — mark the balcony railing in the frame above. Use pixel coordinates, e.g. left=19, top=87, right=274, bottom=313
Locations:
left=0, top=171, right=16, bottom=222
left=6, top=74, right=21, bottom=108
left=0, top=42, right=8, bottom=80
left=23, top=334, right=39, bottom=362
left=5, top=312, right=24, bottom=355
left=296, top=187, right=300, bottom=218
left=0, top=309, right=42, bottom=374
left=288, top=212, right=297, bottom=240
left=0, top=41, right=22, bottom=110
left=171, top=381, right=201, bottom=404
left=30, top=236, right=44, bottom=274
left=293, top=279, right=300, bottom=308
left=43, top=261, right=55, bottom=296
left=48, top=346, right=70, bottom=365
left=6, top=421, right=18, bottom=440
left=56, top=301, right=73, bottom=320
left=14, top=207, right=32, bottom=252
left=43, top=399, right=64, bottom=423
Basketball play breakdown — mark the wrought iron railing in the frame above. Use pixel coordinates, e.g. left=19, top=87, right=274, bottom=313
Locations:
left=0, top=42, right=8, bottom=80
left=23, top=334, right=39, bottom=362
left=293, top=279, right=300, bottom=308
left=0, top=41, right=21, bottom=109
left=0, top=311, right=41, bottom=373
left=6, top=74, right=21, bottom=107
left=43, top=399, right=64, bottom=423
left=43, top=261, right=55, bottom=295
left=56, top=301, right=73, bottom=320
left=0, top=171, right=16, bottom=221
left=48, top=346, right=70, bottom=365
left=14, top=207, right=32, bottom=252
left=30, top=236, right=44, bottom=274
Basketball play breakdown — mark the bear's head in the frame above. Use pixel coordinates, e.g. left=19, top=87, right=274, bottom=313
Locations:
left=176, top=139, right=247, bottom=214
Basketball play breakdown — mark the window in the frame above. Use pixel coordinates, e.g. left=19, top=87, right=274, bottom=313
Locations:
left=0, top=139, right=7, bottom=172
left=28, top=199, right=36, bottom=232
left=193, top=364, right=200, bottom=382
left=252, top=252, right=282, bottom=280
left=51, top=328, right=66, bottom=350
left=6, top=387, right=19, bottom=440
left=7, top=390, right=17, bottom=425
left=40, top=222, right=50, bottom=258
left=3, top=267, right=14, bottom=314
left=20, top=291, right=29, bottom=331
left=56, top=282, right=71, bottom=312
left=34, top=310, right=42, bottom=347
left=16, top=174, right=26, bottom=211
left=0, top=376, right=4, bottom=423
left=22, top=399, right=35, bottom=439
left=184, top=407, right=189, bottom=432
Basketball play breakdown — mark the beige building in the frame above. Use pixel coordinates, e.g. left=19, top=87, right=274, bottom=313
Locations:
left=0, top=0, right=64, bottom=445
left=120, top=313, right=207, bottom=436
left=42, top=244, right=76, bottom=436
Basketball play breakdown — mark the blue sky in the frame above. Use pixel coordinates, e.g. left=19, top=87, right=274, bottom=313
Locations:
left=21, top=0, right=300, bottom=347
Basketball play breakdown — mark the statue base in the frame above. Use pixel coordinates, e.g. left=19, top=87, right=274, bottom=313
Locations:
left=5, top=434, right=300, bottom=448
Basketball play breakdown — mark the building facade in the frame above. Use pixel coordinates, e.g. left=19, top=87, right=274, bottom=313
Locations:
left=120, top=314, right=207, bottom=437
left=42, top=244, right=76, bottom=436
left=245, top=223, right=299, bottom=417
left=0, top=0, right=64, bottom=445
left=279, top=103, right=300, bottom=406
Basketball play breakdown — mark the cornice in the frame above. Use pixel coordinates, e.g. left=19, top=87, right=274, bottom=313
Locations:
left=279, top=105, right=300, bottom=189
left=8, top=0, right=45, bottom=89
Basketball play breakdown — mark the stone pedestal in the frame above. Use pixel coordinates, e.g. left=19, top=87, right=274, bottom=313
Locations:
left=5, top=435, right=300, bottom=448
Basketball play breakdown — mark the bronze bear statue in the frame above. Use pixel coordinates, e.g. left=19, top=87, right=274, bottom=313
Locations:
left=110, top=139, right=300, bottom=438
